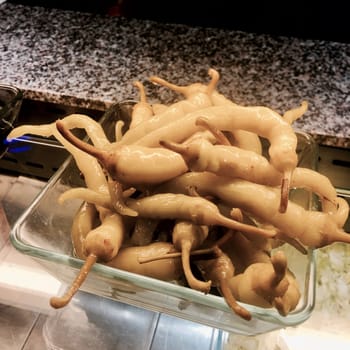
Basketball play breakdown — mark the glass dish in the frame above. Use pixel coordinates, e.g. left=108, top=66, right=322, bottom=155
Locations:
left=10, top=101, right=317, bottom=336
left=0, top=84, right=23, bottom=157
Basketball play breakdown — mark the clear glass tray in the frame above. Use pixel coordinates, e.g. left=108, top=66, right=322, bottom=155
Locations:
left=0, top=83, right=23, bottom=157
left=10, top=101, right=317, bottom=335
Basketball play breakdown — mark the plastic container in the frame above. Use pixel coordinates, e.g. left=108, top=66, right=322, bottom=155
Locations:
left=10, top=101, right=317, bottom=335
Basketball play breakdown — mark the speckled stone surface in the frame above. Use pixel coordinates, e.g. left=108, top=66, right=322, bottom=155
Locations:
left=0, top=3, right=349, bottom=148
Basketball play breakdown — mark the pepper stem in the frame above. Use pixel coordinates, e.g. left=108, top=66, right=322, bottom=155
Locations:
left=50, top=254, right=97, bottom=309
left=219, top=279, right=252, bottom=321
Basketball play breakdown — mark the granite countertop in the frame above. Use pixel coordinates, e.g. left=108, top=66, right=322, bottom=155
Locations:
left=0, top=2, right=349, bottom=149
left=0, top=3, right=350, bottom=350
